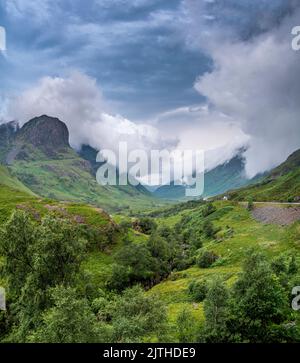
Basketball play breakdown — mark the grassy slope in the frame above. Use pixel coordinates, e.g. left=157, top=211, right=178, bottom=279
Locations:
left=0, top=165, right=36, bottom=196
left=147, top=201, right=300, bottom=338
left=1, top=178, right=300, bottom=341
left=228, top=168, right=300, bottom=202
left=226, top=149, right=300, bottom=202
left=0, top=180, right=146, bottom=290
left=9, top=152, right=165, bottom=213
left=79, top=199, right=300, bottom=340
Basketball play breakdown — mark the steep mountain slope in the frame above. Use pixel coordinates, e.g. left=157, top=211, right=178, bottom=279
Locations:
left=78, top=144, right=151, bottom=196
left=227, top=149, right=300, bottom=202
left=154, top=154, right=255, bottom=200
left=0, top=165, right=36, bottom=195
left=0, top=121, right=18, bottom=163
left=1, top=116, right=162, bottom=212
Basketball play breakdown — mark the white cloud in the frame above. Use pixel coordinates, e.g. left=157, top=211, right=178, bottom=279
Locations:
left=155, top=105, right=249, bottom=171
left=187, top=4, right=300, bottom=177
left=7, top=72, right=171, bottom=155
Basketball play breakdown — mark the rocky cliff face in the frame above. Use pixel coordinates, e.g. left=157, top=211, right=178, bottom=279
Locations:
left=1, top=115, right=72, bottom=164
left=15, top=115, right=70, bottom=158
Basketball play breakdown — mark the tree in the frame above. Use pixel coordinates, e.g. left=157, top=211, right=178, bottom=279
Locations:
left=30, top=286, right=105, bottom=343
left=202, top=278, right=229, bottom=342
left=0, top=211, right=36, bottom=300
left=176, top=307, right=197, bottom=343
left=0, top=211, right=87, bottom=341
left=188, top=280, right=208, bottom=302
left=228, top=251, right=290, bottom=342
left=33, top=215, right=86, bottom=288
left=109, top=242, right=154, bottom=290
left=134, top=217, right=157, bottom=234
left=110, top=286, right=167, bottom=343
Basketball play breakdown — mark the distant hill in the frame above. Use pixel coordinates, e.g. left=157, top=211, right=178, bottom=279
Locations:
left=227, top=149, right=300, bottom=202
left=0, top=116, right=162, bottom=212
left=78, top=144, right=151, bottom=196
left=153, top=154, right=256, bottom=200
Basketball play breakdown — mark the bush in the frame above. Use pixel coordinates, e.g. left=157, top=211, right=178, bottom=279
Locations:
left=197, top=250, right=219, bottom=268
left=118, top=220, right=132, bottom=233
left=134, top=217, right=157, bottom=234
left=247, top=198, right=254, bottom=211
left=202, top=203, right=216, bottom=217
left=203, top=220, right=217, bottom=239
left=188, top=280, right=208, bottom=302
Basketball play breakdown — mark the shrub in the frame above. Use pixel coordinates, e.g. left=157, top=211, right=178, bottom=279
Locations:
left=134, top=217, right=157, bottom=234
left=188, top=280, right=208, bottom=302
left=203, top=220, right=217, bottom=239
left=197, top=250, right=219, bottom=268
left=202, top=203, right=216, bottom=217
left=247, top=198, right=254, bottom=211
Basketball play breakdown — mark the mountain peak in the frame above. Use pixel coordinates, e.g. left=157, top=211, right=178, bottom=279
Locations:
left=4, top=115, right=71, bottom=163
left=17, top=115, right=70, bottom=151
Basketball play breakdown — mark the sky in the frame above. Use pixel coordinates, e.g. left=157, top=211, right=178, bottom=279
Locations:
left=0, top=0, right=300, bottom=178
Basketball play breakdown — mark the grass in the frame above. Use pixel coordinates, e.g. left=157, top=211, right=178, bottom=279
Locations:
left=0, top=165, right=36, bottom=196
left=228, top=169, right=300, bottom=202
left=9, top=158, right=168, bottom=213
left=146, top=200, right=300, bottom=335
left=81, top=251, right=114, bottom=288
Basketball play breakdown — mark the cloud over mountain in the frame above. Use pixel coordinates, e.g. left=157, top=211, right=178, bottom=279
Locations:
left=185, top=0, right=300, bottom=177
left=7, top=72, right=172, bottom=155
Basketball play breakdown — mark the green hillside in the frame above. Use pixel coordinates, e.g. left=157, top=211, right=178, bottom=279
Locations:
left=227, top=149, right=300, bottom=202
left=1, top=116, right=164, bottom=213
left=1, top=172, right=300, bottom=342
left=0, top=165, right=36, bottom=196
left=1, top=118, right=300, bottom=343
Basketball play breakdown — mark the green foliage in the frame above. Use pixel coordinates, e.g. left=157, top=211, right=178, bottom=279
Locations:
left=197, top=250, right=219, bottom=268
left=247, top=197, right=254, bottom=211
left=202, top=220, right=217, bottom=239
left=109, top=242, right=154, bottom=291
left=202, top=203, right=216, bottom=217
left=110, top=286, right=167, bottom=342
left=199, top=251, right=300, bottom=343
left=134, top=217, right=157, bottom=234
left=93, top=286, right=167, bottom=343
left=202, top=278, right=229, bottom=342
left=0, top=210, right=87, bottom=341
left=176, top=307, right=197, bottom=343
left=188, top=280, right=208, bottom=302
left=0, top=210, right=37, bottom=299
left=29, top=286, right=103, bottom=343
left=227, top=251, right=294, bottom=342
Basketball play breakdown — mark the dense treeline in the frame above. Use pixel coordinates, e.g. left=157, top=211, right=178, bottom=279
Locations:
left=0, top=211, right=167, bottom=342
